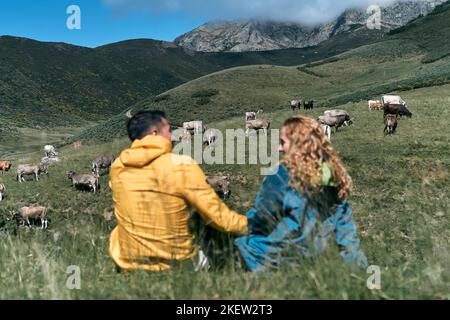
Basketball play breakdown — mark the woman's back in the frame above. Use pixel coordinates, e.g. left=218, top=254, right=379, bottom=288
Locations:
left=235, top=165, right=367, bottom=272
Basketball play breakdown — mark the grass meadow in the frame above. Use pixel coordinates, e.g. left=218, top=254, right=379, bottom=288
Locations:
left=0, top=84, right=448, bottom=299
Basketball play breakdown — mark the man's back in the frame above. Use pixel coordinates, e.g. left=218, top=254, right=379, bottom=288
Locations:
left=109, top=135, right=247, bottom=271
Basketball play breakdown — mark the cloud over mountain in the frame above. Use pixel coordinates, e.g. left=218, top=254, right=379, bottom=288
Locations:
left=102, top=0, right=402, bottom=24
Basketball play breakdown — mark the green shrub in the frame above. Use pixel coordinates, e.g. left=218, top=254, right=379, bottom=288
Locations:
left=191, top=89, right=219, bottom=99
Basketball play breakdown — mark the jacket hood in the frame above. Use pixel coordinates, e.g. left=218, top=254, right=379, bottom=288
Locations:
left=280, top=161, right=336, bottom=187
left=120, top=135, right=172, bottom=168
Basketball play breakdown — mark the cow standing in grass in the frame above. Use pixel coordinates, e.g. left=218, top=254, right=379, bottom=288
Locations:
left=16, top=206, right=48, bottom=229
left=368, top=100, right=383, bottom=111
left=384, top=115, right=398, bottom=136
left=206, top=176, right=231, bottom=199
left=290, top=100, right=303, bottom=111
left=16, top=163, right=49, bottom=183
left=318, top=113, right=352, bottom=133
left=92, top=155, right=115, bottom=176
left=68, top=171, right=100, bottom=193
left=304, top=100, right=314, bottom=110
left=246, top=119, right=271, bottom=135
left=0, top=161, right=12, bottom=175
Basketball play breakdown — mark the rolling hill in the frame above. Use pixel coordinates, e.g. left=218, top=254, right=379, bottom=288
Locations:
left=0, top=30, right=381, bottom=131
left=75, top=1, right=450, bottom=143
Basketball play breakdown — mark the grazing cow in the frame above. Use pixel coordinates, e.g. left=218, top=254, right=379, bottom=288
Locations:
left=0, top=160, right=12, bottom=175
left=245, top=109, right=263, bottom=121
left=16, top=206, right=48, bottom=229
left=324, top=110, right=354, bottom=128
left=68, top=171, right=99, bottom=193
left=304, top=100, right=314, bottom=110
left=290, top=100, right=303, bottom=111
left=0, top=183, right=5, bottom=202
left=245, top=119, right=271, bottom=135
left=320, top=124, right=332, bottom=142
left=206, top=176, right=231, bottom=199
left=183, top=121, right=205, bottom=135
left=16, top=163, right=49, bottom=183
left=399, top=105, right=413, bottom=118
left=384, top=103, right=402, bottom=117
left=384, top=115, right=398, bottom=136
left=318, top=114, right=351, bottom=133
left=92, top=155, right=115, bottom=176
left=203, top=129, right=218, bottom=148
left=382, top=95, right=406, bottom=106
left=368, top=100, right=383, bottom=111
left=44, top=145, right=58, bottom=158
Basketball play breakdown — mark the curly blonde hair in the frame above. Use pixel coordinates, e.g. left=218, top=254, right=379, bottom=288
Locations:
left=281, top=115, right=353, bottom=200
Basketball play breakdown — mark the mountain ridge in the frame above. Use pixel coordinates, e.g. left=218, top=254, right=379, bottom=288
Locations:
left=175, top=0, right=446, bottom=52
left=0, top=30, right=382, bottom=128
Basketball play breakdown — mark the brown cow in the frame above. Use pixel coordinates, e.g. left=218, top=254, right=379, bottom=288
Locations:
left=384, top=115, right=398, bottom=136
left=290, top=100, right=303, bottom=111
left=16, top=206, right=48, bottom=229
left=92, top=155, right=115, bottom=176
left=368, top=100, right=383, bottom=111
left=245, top=119, right=271, bottom=135
left=206, top=176, right=231, bottom=199
left=0, top=161, right=12, bottom=175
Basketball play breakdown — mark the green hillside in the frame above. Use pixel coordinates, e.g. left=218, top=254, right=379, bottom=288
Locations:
left=0, top=30, right=381, bottom=130
left=74, top=1, right=450, bottom=143
left=389, top=0, right=450, bottom=63
left=0, top=84, right=448, bottom=299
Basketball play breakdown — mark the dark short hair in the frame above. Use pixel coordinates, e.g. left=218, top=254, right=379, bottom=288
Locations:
left=127, top=110, right=167, bottom=141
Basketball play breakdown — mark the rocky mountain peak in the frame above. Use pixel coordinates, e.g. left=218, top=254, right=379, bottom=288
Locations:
left=175, top=0, right=446, bottom=52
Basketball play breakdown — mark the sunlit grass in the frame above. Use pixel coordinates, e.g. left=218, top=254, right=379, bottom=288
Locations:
left=0, top=83, right=449, bottom=299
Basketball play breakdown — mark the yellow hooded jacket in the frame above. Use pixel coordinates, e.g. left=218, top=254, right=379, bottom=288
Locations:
left=109, top=135, right=248, bottom=271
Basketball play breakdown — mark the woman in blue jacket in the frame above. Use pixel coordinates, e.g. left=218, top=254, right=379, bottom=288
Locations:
left=235, top=115, right=368, bottom=272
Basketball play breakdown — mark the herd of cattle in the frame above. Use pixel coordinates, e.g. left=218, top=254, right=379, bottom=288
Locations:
left=290, top=99, right=315, bottom=111
left=173, top=110, right=272, bottom=146
left=315, top=94, right=413, bottom=139
left=0, top=94, right=413, bottom=228
left=0, top=147, right=117, bottom=228
left=0, top=144, right=231, bottom=228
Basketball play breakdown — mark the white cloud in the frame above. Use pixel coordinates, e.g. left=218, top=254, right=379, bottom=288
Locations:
left=102, top=0, right=406, bottom=24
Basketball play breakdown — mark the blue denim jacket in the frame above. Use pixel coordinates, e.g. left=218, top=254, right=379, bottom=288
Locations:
left=235, top=164, right=368, bottom=272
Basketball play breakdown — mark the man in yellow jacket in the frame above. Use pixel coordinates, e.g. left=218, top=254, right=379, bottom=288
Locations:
left=109, top=110, right=248, bottom=271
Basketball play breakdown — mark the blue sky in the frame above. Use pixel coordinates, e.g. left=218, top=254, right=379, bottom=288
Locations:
left=0, top=0, right=204, bottom=47
left=0, top=0, right=400, bottom=48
